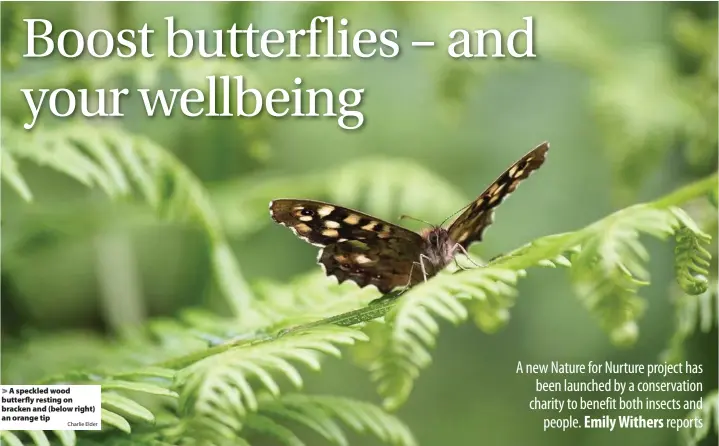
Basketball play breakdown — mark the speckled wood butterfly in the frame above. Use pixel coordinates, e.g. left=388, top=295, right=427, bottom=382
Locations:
left=270, top=142, right=549, bottom=294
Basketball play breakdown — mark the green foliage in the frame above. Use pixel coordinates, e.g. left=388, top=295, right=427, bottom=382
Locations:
left=663, top=282, right=717, bottom=364
left=1, top=430, right=75, bottom=446
left=2, top=122, right=715, bottom=443
left=671, top=12, right=719, bottom=171
left=681, top=391, right=719, bottom=446
left=2, top=4, right=717, bottom=445
left=250, top=272, right=381, bottom=331
left=248, top=394, right=417, bottom=446
left=175, top=392, right=416, bottom=446
left=356, top=268, right=521, bottom=410
left=2, top=121, right=255, bottom=319
left=0, top=3, right=26, bottom=68
left=672, top=208, right=712, bottom=295
left=570, top=205, right=676, bottom=346
left=351, top=197, right=715, bottom=410
left=175, top=326, right=367, bottom=438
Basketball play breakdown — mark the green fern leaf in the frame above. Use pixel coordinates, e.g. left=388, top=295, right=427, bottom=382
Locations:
left=0, top=149, right=33, bottom=201
left=3, top=56, right=272, bottom=160
left=2, top=121, right=123, bottom=197
left=243, top=414, right=305, bottom=446
left=490, top=232, right=580, bottom=271
left=102, top=408, right=133, bottom=433
left=255, top=393, right=416, bottom=446
left=671, top=207, right=712, bottom=295
left=23, top=431, right=49, bottom=446
left=364, top=267, right=520, bottom=410
left=102, top=392, right=156, bottom=424
left=663, top=282, right=717, bottom=363
left=0, top=431, right=25, bottom=446
left=176, top=326, right=368, bottom=440
left=681, top=390, right=718, bottom=446
left=570, top=204, right=677, bottom=345
left=113, top=367, right=177, bottom=380
left=52, top=430, right=76, bottom=446
left=0, top=430, right=76, bottom=446
left=251, top=272, right=380, bottom=331
left=3, top=122, right=256, bottom=320
left=98, top=380, right=178, bottom=398
left=259, top=403, right=350, bottom=445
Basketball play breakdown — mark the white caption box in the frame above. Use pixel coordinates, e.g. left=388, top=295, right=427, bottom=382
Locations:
left=0, top=385, right=101, bottom=431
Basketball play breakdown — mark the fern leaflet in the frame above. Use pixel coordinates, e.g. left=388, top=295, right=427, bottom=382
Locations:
left=2, top=122, right=256, bottom=320
left=681, top=390, right=718, bottom=446
left=175, top=326, right=368, bottom=440
left=359, top=267, right=521, bottom=410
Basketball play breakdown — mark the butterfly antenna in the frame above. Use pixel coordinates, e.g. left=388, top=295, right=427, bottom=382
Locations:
left=439, top=203, right=472, bottom=227
left=399, top=215, right=435, bottom=228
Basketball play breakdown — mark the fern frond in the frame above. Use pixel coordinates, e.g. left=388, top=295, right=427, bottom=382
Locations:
left=3, top=56, right=272, bottom=158
left=97, top=378, right=178, bottom=434
left=102, top=392, right=156, bottom=424
left=0, top=376, right=174, bottom=444
left=0, top=430, right=73, bottom=446
left=0, top=148, right=33, bottom=202
left=663, top=282, right=717, bottom=363
left=2, top=122, right=255, bottom=319
left=249, top=393, right=416, bottom=446
left=31, top=373, right=178, bottom=438
left=362, top=267, right=520, bottom=410
left=671, top=207, right=712, bottom=295
left=2, top=121, right=125, bottom=198
left=251, top=272, right=380, bottom=331
left=681, top=390, right=718, bottom=446
left=570, top=205, right=677, bottom=345
left=52, top=431, right=76, bottom=446
left=0, top=431, right=25, bottom=446
left=176, top=326, right=368, bottom=440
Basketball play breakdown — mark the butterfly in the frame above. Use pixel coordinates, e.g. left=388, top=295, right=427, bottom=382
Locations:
left=269, top=142, right=549, bottom=294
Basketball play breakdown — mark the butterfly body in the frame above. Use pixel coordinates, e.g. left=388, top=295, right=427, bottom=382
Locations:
left=419, top=227, right=458, bottom=276
left=270, top=142, right=549, bottom=294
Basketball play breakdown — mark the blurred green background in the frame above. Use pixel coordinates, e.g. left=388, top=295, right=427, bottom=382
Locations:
left=1, top=2, right=717, bottom=446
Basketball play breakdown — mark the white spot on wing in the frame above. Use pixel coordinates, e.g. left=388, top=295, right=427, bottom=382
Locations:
left=317, top=206, right=334, bottom=217
left=322, top=229, right=339, bottom=238
left=344, top=214, right=361, bottom=224
left=324, top=220, right=341, bottom=229
left=288, top=224, right=323, bottom=247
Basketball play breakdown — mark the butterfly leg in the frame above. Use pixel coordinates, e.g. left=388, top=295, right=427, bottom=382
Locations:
left=453, top=243, right=484, bottom=269
left=398, top=255, right=431, bottom=294
left=399, top=262, right=418, bottom=293
left=418, top=254, right=432, bottom=282
left=454, top=257, right=469, bottom=271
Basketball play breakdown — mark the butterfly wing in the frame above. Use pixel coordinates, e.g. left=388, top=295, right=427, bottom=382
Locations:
left=448, top=142, right=549, bottom=249
left=319, top=238, right=425, bottom=293
left=269, top=199, right=424, bottom=293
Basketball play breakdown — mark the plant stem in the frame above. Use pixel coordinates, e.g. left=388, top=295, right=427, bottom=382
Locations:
left=158, top=295, right=401, bottom=369
left=653, top=173, right=717, bottom=208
